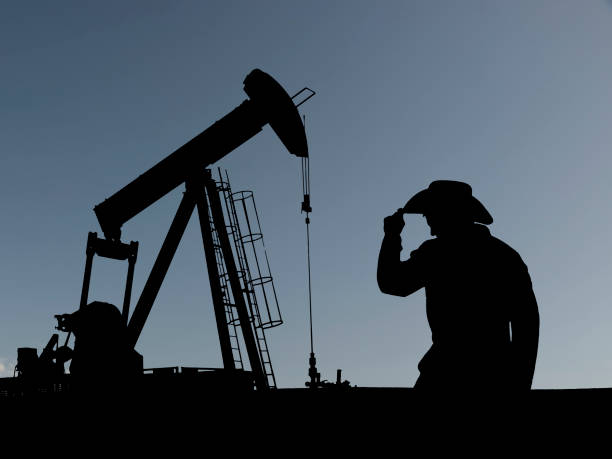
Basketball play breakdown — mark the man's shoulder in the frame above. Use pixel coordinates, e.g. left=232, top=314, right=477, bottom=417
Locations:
left=487, top=234, right=526, bottom=266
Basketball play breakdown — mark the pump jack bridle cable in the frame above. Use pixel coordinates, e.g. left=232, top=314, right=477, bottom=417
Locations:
left=302, top=158, right=314, bottom=353
left=301, top=116, right=320, bottom=388
left=300, top=119, right=313, bottom=355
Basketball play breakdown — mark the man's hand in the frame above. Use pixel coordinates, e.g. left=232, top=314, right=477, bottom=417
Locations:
left=384, top=209, right=405, bottom=235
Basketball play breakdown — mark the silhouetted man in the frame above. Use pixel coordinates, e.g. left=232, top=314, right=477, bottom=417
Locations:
left=377, top=181, right=539, bottom=392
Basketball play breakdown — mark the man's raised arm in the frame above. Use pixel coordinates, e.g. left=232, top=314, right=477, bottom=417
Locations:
left=377, top=210, right=425, bottom=297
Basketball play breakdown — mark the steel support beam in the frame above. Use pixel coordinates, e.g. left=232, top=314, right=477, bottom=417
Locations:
left=122, top=241, right=138, bottom=325
left=127, top=192, right=195, bottom=348
left=192, top=179, right=236, bottom=371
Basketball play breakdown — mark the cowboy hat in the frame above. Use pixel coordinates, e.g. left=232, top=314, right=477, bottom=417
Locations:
left=402, top=180, right=493, bottom=225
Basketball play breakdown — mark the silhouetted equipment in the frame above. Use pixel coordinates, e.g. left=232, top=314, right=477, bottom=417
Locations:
left=80, top=69, right=311, bottom=391
left=16, top=334, right=68, bottom=380
left=66, top=69, right=308, bottom=391
left=300, top=134, right=319, bottom=388
left=217, top=170, right=283, bottom=387
left=298, top=117, right=330, bottom=389
left=82, top=69, right=308, bottom=390
left=291, top=87, right=316, bottom=108
left=16, top=347, right=39, bottom=378
left=79, top=232, right=138, bottom=323
left=94, top=69, right=310, bottom=242
left=120, top=169, right=283, bottom=390
left=4, top=69, right=314, bottom=398
left=306, top=352, right=320, bottom=388
left=298, top=117, right=336, bottom=389
left=48, top=233, right=141, bottom=385
left=56, top=301, right=143, bottom=379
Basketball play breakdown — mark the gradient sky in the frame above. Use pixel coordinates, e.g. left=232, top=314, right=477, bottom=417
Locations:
left=2, top=1, right=612, bottom=389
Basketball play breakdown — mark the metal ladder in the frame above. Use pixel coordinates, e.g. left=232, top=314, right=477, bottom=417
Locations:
left=216, top=171, right=278, bottom=388
left=208, top=200, right=244, bottom=371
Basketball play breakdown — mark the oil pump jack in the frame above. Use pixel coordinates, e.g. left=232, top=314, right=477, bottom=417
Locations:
left=11, top=69, right=314, bottom=396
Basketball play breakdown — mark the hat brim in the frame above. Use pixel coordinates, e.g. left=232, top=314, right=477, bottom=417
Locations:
left=403, top=189, right=493, bottom=225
